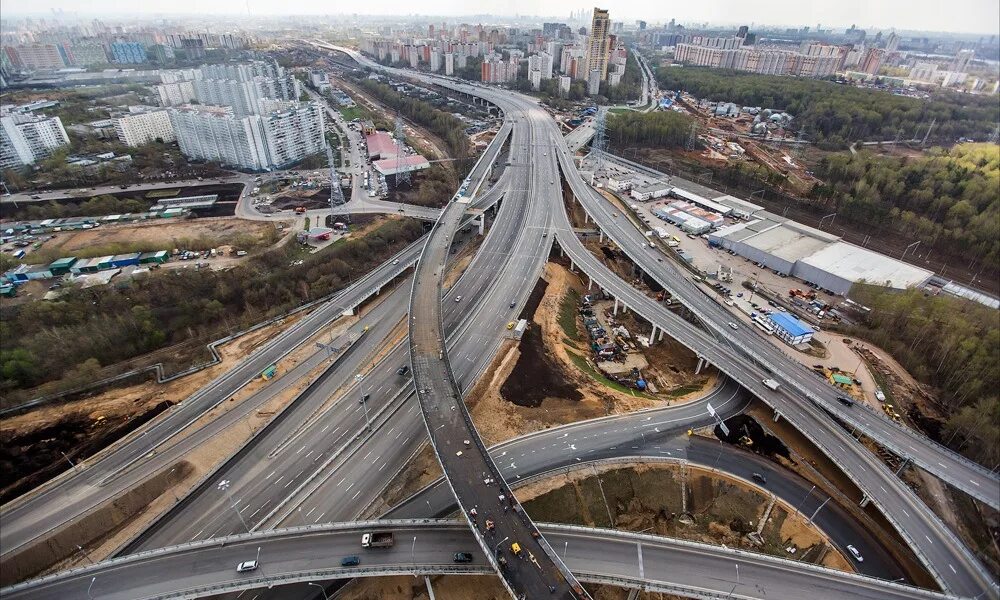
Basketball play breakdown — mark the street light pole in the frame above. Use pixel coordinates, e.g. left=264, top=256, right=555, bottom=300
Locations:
left=494, top=536, right=510, bottom=555
left=216, top=479, right=251, bottom=534
left=87, top=577, right=96, bottom=600
left=795, top=485, right=816, bottom=515
left=356, top=374, right=371, bottom=431
left=307, top=582, right=330, bottom=600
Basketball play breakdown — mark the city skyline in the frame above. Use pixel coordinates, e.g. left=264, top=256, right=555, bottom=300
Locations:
left=1, top=0, right=999, bottom=36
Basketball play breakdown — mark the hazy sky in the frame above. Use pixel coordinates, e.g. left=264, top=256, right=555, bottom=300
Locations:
left=7, top=0, right=1000, bottom=35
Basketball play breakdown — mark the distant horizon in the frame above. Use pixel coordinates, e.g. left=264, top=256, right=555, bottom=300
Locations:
left=2, top=0, right=999, bottom=37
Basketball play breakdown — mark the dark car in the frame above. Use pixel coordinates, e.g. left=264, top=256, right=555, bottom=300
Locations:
left=397, top=365, right=410, bottom=376
left=837, top=396, right=855, bottom=407
left=752, top=472, right=767, bottom=484
left=341, top=555, right=360, bottom=567
left=453, top=552, right=473, bottom=563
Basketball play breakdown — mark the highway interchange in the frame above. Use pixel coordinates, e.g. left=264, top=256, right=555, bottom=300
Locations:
left=2, top=41, right=998, bottom=600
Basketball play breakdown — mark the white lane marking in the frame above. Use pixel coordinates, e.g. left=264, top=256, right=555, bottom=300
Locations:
left=265, top=470, right=275, bottom=479
left=637, top=543, right=644, bottom=579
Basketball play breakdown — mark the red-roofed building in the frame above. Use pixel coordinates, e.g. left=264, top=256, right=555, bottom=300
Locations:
left=364, top=131, right=402, bottom=160
left=373, top=154, right=431, bottom=176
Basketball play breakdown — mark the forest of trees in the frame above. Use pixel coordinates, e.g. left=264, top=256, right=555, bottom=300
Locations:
left=607, top=110, right=693, bottom=149
left=352, top=78, right=471, bottom=162
left=656, top=67, right=999, bottom=148
left=844, top=285, right=998, bottom=467
left=0, top=218, right=425, bottom=395
left=810, top=143, right=999, bottom=273
left=1, top=194, right=153, bottom=221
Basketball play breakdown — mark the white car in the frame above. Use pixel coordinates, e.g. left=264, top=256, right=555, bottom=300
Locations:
left=728, top=322, right=739, bottom=330
left=846, top=545, right=864, bottom=563
left=236, top=560, right=259, bottom=573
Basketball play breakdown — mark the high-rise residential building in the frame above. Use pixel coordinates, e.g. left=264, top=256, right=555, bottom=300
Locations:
left=192, top=74, right=300, bottom=117
left=538, top=51, right=554, bottom=79
left=110, top=42, right=147, bottom=64
left=156, top=81, right=196, bottom=106
left=0, top=111, right=70, bottom=169
left=586, top=7, right=611, bottom=81
left=884, top=32, right=900, bottom=53
left=587, top=68, right=601, bottom=95
left=444, top=52, right=455, bottom=76
left=529, top=68, right=542, bottom=91
left=950, top=49, right=974, bottom=72
left=66, top=44, right=108, bottom=66
left=430, top=50, right=442, bottom=72
left=168, top=101, right=325, bottom=171
left=9, top=44, right=66, bottom=70
left=113, top=107, right=176, bottom=146
left=859, top=47, right=886, bottom=75
left=674, top=42, right=845, bottom=78
left=558, top=75, right=572, bottom=97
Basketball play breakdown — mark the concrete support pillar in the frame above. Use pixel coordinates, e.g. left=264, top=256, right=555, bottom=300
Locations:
left=588, top=276, right=593, bottom=291
left=773, top=411, right=781, bottom=423
left=695, top=356, right=706, bottom=375
left=859, top=494, right=871, bottom=508
left=599, top=230, right=604, bottom=243
left=650, top=325, right=657, bottom=345
left=560, top=246, right=565, bottom=258
left=584, top=212, right=589, bottom=224
left=569, top=259, right=575, bottom=273
left=424, top=576, right=436, bottom=600
left=658, top=329, right=665, bottom=341
left=614, top=297, right=620, bottom=315
left=477, top=215, right=485, bottom=236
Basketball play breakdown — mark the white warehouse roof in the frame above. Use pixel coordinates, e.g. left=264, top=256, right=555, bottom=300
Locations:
left=799, top=242, right=933, bottom=290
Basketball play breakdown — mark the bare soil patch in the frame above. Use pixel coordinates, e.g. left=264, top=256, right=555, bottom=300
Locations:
left=44, top=218, right=277, bottom=255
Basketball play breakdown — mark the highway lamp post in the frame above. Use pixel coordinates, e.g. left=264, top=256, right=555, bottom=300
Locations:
left=494, top=536, right=510, bottom=556
left=87, top=576, right=96, bottom=600
left=795, top=485, right=816, bottom=516
left=411, top=536, right=417, bottom=577
left=60, top=451, right=79, bottom=472
left=217, top=479, right=251, bottom=534
left=735, top=563, right=740, bottom=584
left=76, top=544, right=94, bottom=565
left=563, top=540, right=568, bottom=559
left=307, top=582, right=329, bottom=600
left=298, top=507, right=308, bottom=527
left=356, top=374, right=371, bottom=431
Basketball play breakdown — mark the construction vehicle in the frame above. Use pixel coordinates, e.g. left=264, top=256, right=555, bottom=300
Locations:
left=294, top=206, right=307, bottom=214
left=260, top=364, right=278, bottom=380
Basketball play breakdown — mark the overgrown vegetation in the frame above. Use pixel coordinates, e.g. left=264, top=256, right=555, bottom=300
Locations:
left=811, top=144, right=1000, bottom=274
left=0, top=218, right=425, bottom=395
left=656, top=66, right=1000, bottom=148
left=558, top=288, right=582, bottom=341
left=607, top=110, right=693, bottom=149
left=843, top=285, right=999, bottom=467
left=1, top=194, right=154, bottom=221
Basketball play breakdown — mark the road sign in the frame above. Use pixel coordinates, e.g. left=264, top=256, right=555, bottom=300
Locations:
left=706, top=402, right=716, bottom=417
left=717, top=420, right=731, bottom=437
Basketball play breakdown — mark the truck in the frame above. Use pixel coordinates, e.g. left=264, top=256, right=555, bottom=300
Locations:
left=261, top=364, right=278, bottom=380
left=361, top=532, right=394, bottom=548
left=762, top=378, right=780, bottom=391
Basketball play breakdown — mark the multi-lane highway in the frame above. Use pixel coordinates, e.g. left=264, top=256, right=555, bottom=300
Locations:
left=0, top=239, right=423, bottom=568
left=2, top=520, right=952, bottom=600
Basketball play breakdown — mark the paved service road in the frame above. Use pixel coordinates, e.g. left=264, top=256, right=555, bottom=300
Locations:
left=2, top=520, right=952, bottom=600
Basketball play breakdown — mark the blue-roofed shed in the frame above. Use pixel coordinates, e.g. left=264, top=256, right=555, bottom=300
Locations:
left=768, top=312, right=814, bottom=346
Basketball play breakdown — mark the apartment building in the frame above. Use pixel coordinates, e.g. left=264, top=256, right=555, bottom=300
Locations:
left=156, top=80, right=196, bottom=106
left=0, top=111, right=70, bottom=169
left=7, top=44, right=66, bottom=70
left=586, top=8, right=611, bottom=80
left=168, top=101, right=324, bottom=171
left=191, top=74, right=299, bottom=116
left=113, top=107, right=176, bottom=146
left=110, top=42, right=147, bottom=64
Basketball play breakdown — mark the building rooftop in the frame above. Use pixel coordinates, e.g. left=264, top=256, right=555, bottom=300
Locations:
left=768, top=311, right=813, bottom=337
left=373, top=154, right=431, bottom=176
left=364, top=131, right=401, bottom=159
left=799, top=242, right=933, bottom=290
left=745, top=225, right=831, bottom=263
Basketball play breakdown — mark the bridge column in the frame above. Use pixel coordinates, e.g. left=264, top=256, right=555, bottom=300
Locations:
left=658, top=328, right=665, bottom=341
left=569, top=259, right=575, bottom=273
left=424, top=576, right=436, bottom=600
left=649, top=325, right=657, bottom=345
left=599, top=230, right=604, bottom=243
left=613, top=297, right=619, bottom=315
left=477, top=215, right=485, bottom=235
left=588, top=276, right=593, bottom=290
left=773, top=411, right=781, bottom=423
left=859, top=494, right=871, bottom=508
left=695, top=356, right=706, bottom=374
left=584, top=212, right=589, bottom=224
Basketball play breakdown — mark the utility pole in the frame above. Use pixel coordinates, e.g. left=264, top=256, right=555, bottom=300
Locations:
left=921, top=118, right=936, bottom=147
left=394, top=113, right=410, bottom=187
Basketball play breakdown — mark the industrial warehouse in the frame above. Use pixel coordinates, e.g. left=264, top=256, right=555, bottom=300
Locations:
left=708, top=215, right=933, bottom=296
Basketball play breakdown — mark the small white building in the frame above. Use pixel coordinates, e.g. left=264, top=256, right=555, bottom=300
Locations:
left=630, top=181, right=671, bottom=201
